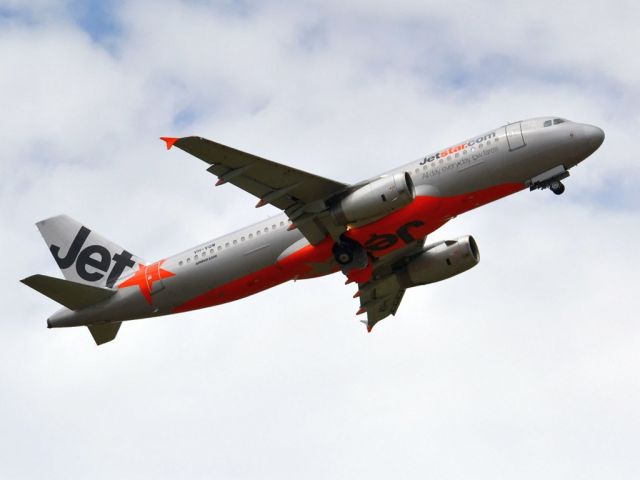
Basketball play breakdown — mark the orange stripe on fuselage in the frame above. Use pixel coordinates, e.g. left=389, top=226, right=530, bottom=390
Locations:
left=346, top=182, right=524, bottom=257
left=172, top=234, right=338, bottom=313
left=172, top=182, right=524, bottom=314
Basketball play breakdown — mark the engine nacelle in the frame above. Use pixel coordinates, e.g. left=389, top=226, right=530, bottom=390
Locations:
left=398, top=236, right=480, bottom=287
left=332, top=172, right=415, bottom=225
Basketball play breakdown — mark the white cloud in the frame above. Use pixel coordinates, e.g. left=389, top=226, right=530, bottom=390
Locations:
left=1, top=1, right=639, bottom=478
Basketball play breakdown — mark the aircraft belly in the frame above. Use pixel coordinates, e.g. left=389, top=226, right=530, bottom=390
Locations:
left=139, top=179, right=525, bottom=316
left=170, top=229, right=308, bottom=313
left=346, top=182, right=524, bottom=258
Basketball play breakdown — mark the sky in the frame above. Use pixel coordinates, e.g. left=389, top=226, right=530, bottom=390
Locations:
left=1, top=0, right=639, bottom=478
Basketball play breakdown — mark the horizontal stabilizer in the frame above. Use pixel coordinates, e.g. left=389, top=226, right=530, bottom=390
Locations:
left=88, top=322, right=121, bottom=345
left=21, top=274, right=116, bottom=310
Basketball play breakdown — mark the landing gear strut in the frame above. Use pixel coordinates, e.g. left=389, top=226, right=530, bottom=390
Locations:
left=549, top=180, right=565, bottom=195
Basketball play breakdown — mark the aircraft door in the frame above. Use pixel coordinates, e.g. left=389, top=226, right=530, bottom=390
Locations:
left=505, top=122, right=526, bottom=151
left=149, top=260, right=176, bottom=307
left=150, top=262, right=165, bottom=294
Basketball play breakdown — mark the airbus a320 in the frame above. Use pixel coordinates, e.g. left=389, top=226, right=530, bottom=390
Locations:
left=22, top=117, right=604, bottom=344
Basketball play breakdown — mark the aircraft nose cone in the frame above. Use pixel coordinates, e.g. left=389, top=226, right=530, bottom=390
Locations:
left=584, top=124, right=605, bottom=151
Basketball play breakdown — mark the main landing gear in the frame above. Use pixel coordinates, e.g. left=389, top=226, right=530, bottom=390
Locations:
left=333, top=236, right=373, bottom=284
left=333, top=236, right=368, bottom=272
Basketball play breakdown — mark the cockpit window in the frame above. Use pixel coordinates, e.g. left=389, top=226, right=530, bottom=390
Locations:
left=543, top=120, right=552, bottom=127
left=553, top=118, right=566, bottom=125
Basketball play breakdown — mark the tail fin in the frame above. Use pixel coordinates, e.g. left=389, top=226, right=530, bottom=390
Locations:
left=36, top=214, right=144, bottom=288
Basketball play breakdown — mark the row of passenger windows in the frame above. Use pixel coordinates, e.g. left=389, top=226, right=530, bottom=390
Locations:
left=177, top=220, right=288, bottom=266
left=413, top=137, right=500, bottom=174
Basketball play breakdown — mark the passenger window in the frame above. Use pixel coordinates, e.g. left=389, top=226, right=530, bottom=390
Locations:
left=195, top=254, right=198, bottom=260
left=249, top=233, right=253, bottom=239
left=264, top=228, right=268, bottom=233
left=241, top=236, right=245, bottom=242
left=225, top=242, right=230, bottom=248
left=217, top=246, right=222, bottom=251
left=233, top=240, right=238, bottom=245
left=544, top=120, right=552, bottom=127
left=179, top=260, right=183, bottom=266
left=257, top=230, right=261, bottom=236
left=280, top=221, right=284, bottom=227
left=272, top=225, right=276, bottom=230
left=187, top=258, right=191, bottom=263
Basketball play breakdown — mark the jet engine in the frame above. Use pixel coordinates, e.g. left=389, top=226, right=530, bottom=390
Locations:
left=398, top=236, right=480, bottom=287
left=332, top=172, right=415, bottom=225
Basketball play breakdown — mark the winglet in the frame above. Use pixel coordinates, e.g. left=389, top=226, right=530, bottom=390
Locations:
left=160, top=137, right=179, bottom=150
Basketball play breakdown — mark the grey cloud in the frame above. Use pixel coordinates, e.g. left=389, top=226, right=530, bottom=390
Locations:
left=1, top=1, right=639, bottom=479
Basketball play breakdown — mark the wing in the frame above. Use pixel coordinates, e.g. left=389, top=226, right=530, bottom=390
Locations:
left=163, top=136, right=348, bottom=244
left=354, top=240, right=426, bottom=331
left=358, top=281, right=406, bottom=332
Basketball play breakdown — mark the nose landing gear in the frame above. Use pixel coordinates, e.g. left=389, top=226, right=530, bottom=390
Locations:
left=527, top=165, right=570, bottom=196
left=549, top=180, right=565, bottom=195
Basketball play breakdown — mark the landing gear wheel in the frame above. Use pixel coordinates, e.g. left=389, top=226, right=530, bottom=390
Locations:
left=550, top=180, right=565, bottom=195
left=333, top=244, right=354, bottom=265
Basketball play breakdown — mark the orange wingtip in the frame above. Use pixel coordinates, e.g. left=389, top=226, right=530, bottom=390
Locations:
left=160, top=137, right=179, bottom=150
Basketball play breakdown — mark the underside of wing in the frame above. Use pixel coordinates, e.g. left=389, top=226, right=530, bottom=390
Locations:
left=358, top=282, right=406, bottom=332
left=354, top=240, right=426, bottom=331
left=164, top=136, right=349, bottom=244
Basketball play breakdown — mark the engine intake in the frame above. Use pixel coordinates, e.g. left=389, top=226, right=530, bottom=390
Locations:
left=332, top=172, right=415, bottom=225
left=398, top=236, right=480, bottom=287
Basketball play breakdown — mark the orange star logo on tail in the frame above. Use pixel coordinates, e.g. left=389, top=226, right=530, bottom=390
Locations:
left=117, top=260, right=175, bottom=304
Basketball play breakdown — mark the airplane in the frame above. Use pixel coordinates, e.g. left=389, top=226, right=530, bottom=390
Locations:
left=21, top=117, right=604, bottom=345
